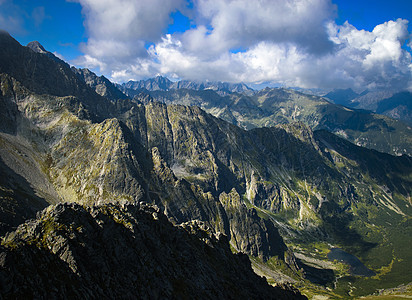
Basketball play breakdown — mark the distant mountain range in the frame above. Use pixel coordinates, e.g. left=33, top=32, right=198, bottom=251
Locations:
left=127, top=86, right=412, bottom=156
left=1, top=31, right=411, bottom=299
left=112, top=76, right=412, bottom=157
left=117, top=76, right=254, bottom=97
left=325, top=88, right=412, bottom=125
left=120, top=78, right=412, bottom=130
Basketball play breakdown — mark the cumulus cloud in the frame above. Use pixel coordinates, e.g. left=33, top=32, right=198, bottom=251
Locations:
left=73, top=0, right=185, bottom=72
left=52, top=51, right=65, bottom=61
left=145, top=18, right=412, bottom=91
left=72, top=0, right=412, bottom=92
left=327, top=19, right=412, bottom=90
left=182, top=0, right=336, bottom=56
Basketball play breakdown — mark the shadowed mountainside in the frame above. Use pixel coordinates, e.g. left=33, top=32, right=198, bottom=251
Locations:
left=131, top=86, right=412, bottom=156
left=0, top=202, right=305, bottom=299
left=0, top=31, right=411, bottom=298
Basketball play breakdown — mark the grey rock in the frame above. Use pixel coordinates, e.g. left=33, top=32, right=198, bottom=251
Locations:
left=0, top=203, right=306, bottom=299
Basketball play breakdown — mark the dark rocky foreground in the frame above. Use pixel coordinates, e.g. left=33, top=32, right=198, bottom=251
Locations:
left=1, top=30, right=411, bottom=298
left=0, top=202, right=306, bottom=299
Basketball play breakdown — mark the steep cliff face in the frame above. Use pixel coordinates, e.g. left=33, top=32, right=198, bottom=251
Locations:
left=0, top=34, right=293, bottom=264
left=143, top=85, right=412, bottom=156
left=0, top=74, right=56, bottom=234
left=0, top=31, right=112, bottom=122
left=145, top=102, right=247, bottom=194
left=0, top=202, right=306, bottom=299
left=72, top=67, right=128, bottom=101
left=0, top=32, right=411, bottom=296
left=219, top=189, right=288, bottom=260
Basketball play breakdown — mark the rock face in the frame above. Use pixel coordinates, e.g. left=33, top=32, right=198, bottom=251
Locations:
left=219, top=189, right=288, bottom=260
left=0, top=32, right=412, bottom=296
left=0, top=202, right=306, bottom=299
left=72, top=67, right=128, bottom=101
left=374, top=91, right=412, bottom=125
left=141, top=85, right=412, bottom=156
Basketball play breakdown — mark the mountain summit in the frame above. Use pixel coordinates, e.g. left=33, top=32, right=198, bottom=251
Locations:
left=0, top=32, right=411, bottom=298
left=26, top=41, right=48, bottom=54
left=72, top=67, right=128, bottom=100
left=119, top=75, right=254, bottom=96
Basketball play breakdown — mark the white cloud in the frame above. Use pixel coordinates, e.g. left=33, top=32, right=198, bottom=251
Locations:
left=74, top=0, right=185, bottom=68
left=327, top=19, right=412, bottom=90
left=145, top=18, right=412, bottom=91
left=72, top=0, right=412, bottom=92
left=52, top=51, right=65, bottom=61
left=364, top=19, right=409, bottom=67
left=74, top=53, right=107, bottom=71
left=186, top=0, right=336, bottom=55
left=78, top=0, right=183, bottom=42
left=31, top=6, right=47, bottom=27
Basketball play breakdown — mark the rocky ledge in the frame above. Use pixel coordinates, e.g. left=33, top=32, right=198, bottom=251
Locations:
left=0, top=202, right=306, bottom=299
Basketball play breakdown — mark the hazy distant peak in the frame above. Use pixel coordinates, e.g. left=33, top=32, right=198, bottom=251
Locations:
left=121, top=76, right=253, bottom=96
left=324, top=88, right=359, bottom=106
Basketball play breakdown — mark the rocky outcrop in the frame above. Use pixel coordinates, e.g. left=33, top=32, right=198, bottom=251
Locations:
left=149, top=146, right=221, bottom=227
left=0, top=202, right=306, bottom=299
left=0, top=31, right=112, bottom=122
left=1, top=32, right=412, bottom=294
left=139, top=82, right=412, bottom=156
left=219, top=188, right=288, bottom=261
left=72, top=67, right=128, bottom=101
left=26, top=41, right=66, bottom=65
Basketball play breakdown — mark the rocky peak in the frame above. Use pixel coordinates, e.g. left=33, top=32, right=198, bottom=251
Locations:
left=26, top=41, right=47, bottom=54
left=26, top=40, right=68, bottom=65
left=123, top=76, right=173, bottom=91
left=120, top=76, right=253, bottom=97
left=153, top=75, right=172, bottom=89
left=72, top=67, right=128, bottom=100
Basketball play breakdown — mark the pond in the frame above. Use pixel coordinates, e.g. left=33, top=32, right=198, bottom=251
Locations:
left=327, top=248, right=375, bottom=277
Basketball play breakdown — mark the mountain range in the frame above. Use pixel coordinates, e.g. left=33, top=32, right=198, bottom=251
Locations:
left=122, top=86, right=412, bottom=157
left=117, top=76, right=254, bottom=97
left=0, top=31, right=411, bottom=298
left=325, top=88, right=412, bottom=126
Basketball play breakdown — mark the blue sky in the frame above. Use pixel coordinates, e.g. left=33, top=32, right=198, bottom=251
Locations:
left=1, top=0, right=411, bottom=91
left=335, top=0, right=412, bottom=30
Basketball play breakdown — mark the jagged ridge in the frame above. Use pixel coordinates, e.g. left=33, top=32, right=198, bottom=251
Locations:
left=0, top=202, right=305, bottom=299
left=0, top=32, right=412, bottom=297
left=140, top=86, right=412, bottom=156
